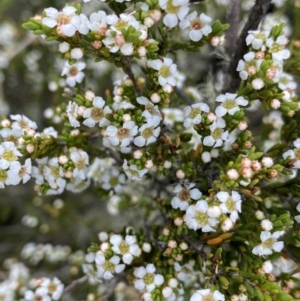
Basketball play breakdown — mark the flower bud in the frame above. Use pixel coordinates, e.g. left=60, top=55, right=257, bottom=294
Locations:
left=142, top=242, right=151, bottom=253
left=150, top=93, right=161, bottom=103
left=176, top=169, right=185, bottom=179
left=251, top=78, right=265, bottom=90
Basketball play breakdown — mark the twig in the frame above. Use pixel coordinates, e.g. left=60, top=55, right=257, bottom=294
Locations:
left=100, top=274, right=124, bottom=301
left=63, top=275, right=88, bottom=293
left=224, top=0, right=240, bottom=57
left=123, top=56, right=141, bottom=96
left=223, top=0, right=272, bottom=93
left=174, top=86, right=193, bottom=105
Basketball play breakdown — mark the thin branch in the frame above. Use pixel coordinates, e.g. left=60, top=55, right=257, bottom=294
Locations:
left=224, top=0, right=240, bottom=57
left=100, top=274, right=125, bottom=301
left=123, top=56, right=142, bottom=96
left=224, top=0, right=272, bottom=93
left=63, top=275, right=88, bottom=293
left=174, top=86, right=193, bottom=105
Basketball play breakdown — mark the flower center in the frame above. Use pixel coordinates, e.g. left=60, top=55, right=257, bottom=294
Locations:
left=262, top=238, right=274, bottom=249
left=225, top=197, right=235, bottom=212
left=144, top=273, right=154, bottom=285
left=195, top=211, right=208, bottom=225
left=159, top=65, right=170, bottom=78
left=51, top=167, right=60, bottom=179
left=270, top=43, right=282, bottom=53
left=279, top=76, right=289, bottom=85
left=189, top=108, right=201, bottom=119
left=179, top=189, right=190, bottom=201
left=109, top=176, right=119, bottom=187
left=142, top=128, right=153, bottom=139
left=103, top=260, right=115, bottom=272
left=57, top=14, right=71, bottom=26
left=211, top=128, right=223, bottom=140
left=91, top=108, right=104, bottom=121
left=254, top=32, right=266, bottom=41
left=203, top=295, right=215, bottom=301
left=19, top=165, right=27, bottom=177
left=3, top=150, right=17, bottom=162
left=76, top=158, right=86, bottom=170
left=117, top=128, right=130, bottom=139
left=165, top=1, right=180, bottom=14
left=0, top=170, right=7, bottom=182
left=48, top=282, right=58, bottom=294
left=69, top=66, right=79, bottom=77
left=294, top=149, right=300, bottom=160
left=191, top=19, right=202, bottom=30
left=119, top=241, right=130, bottom=254
left=223, top=99, right=236, bottom=110
left=114, top=20, right=128, bottom=31
left=34, top=295, right=43, bottom=301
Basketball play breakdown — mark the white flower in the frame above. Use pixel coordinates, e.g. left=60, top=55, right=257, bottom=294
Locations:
left=110, top=234, right=141, bottom=264
left=0, top=161, right=21, bottom=188
left=101, top=168, right=126, bottom=193
left=0, top=141, right=22, bottom=168
left=83, top=96, right=112, bottom=127
left=171, top=183, right=202, bottom=211
left=184, top=200, right=218, bottom=232
left=203, top=118, right=229, bottom=148
left=18, top=158, right=32, bottom=184
left=106, top=121, right=138, bottom=147
left=10, top=114, right=37, bottom=132
left=252, top=231, right=284, bottom=256
left=266, top=35, right=290, bottom=62
left=150, top=57, right=177, bottom=87
left=107, top=195, right=121, bottom=215
left=42, top=6, right=77, bottom=36
left=61, top=61, right=86, bottom=87
left=66, top=101, right=80, bottom=127
left=179, top=12, right=212, bottom=42
left=95, top=252, right=125, bottom=279
left=183, top=102, right=210, bottom=127
left=40, top=278, right=64, bottom=300
left=190, top=289, right=225, bottom=301
left=66, top=178, right=90, bottom=193
left=236, top=51, right=262, bottom=80
left=70, top=150, right=89, bottom=180
left=215, top=93, right=248, bottom=117
left=216, top=191, right=242, bottom=222
left=134, top=124, right=160, bottom=147
left=24, top=287, right=51, bottom=301
left=162, top=108, right=184, bottom=126
left=136, top=96, right=162, bottom=127
left=273, top=72, right=297, bottom=91
left=159, top=0, right=189, bottom=28
left=122, top=159, right=148, bottom=181
left=88, top=10, right=108, bottom=32
left=134, top=264, right=164, bottom=292
left=246, top=30, right=269, bottom=50
left=262, top=261, right=273, bottom=273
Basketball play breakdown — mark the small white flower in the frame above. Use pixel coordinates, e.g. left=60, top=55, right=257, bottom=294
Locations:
left=134, top=263, right=164, bottom=292
left=159, top=0, right=190, bottom=29
left=184, top=200, right=218, bottom=232
left=203, top=118, right=229, bottom=148
left=70, top=150, right=89, bottom=180
left=171, top=182, right=202, bottom=211
left=180, top=12, right=212, bottom=42
left=18, top=158, right=32, bottom=184
left=246, top=30, right=269, bottom=50
left=236, top=51, right=262, bottom=80
left=266, top=35, right=290, bottom=62
left=122, top=159, right=148, bottom=181
left=190, top=289, right=225, bottom=301
left=10, top=114, right=37, bottom=132
left=262, top=260, right=273, bottom=273
left=261, top=156, right=274, bottom=168
left=215, top=93, right=248, bottom=117
left=61, top=61, right=86, bottom=87
left=273, top=72, right=297, bottom=91
left=101, top=168, right=126, bottom=193
left=134, top=124, right=160, bottom=147
left=24, top=287, right=51, bottom=301
left=150, top=57, right=177, bottom=87
left=106, top=121, right=138, bottom=147
left=66, top=101, right=80, bottom=127
left=40, top=277, right=64, bottom=300
left=216, top=191, right=242, bottom=222
left=95, top=252, right=125, bottom=279
left=0, top=161, right=21, bottom=188
left=136, top=96, right=162, bottom=127
left=110, top=234, right=141, bottom=264
left=183, top=102, right=210, bottom=127
left=83, top=96, right=112, bottom=127
left=162, top=108, right=184, bottom=126
left=252, top=231, right=284, bottom=256
left=0, top=141, right=22, bottom=168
